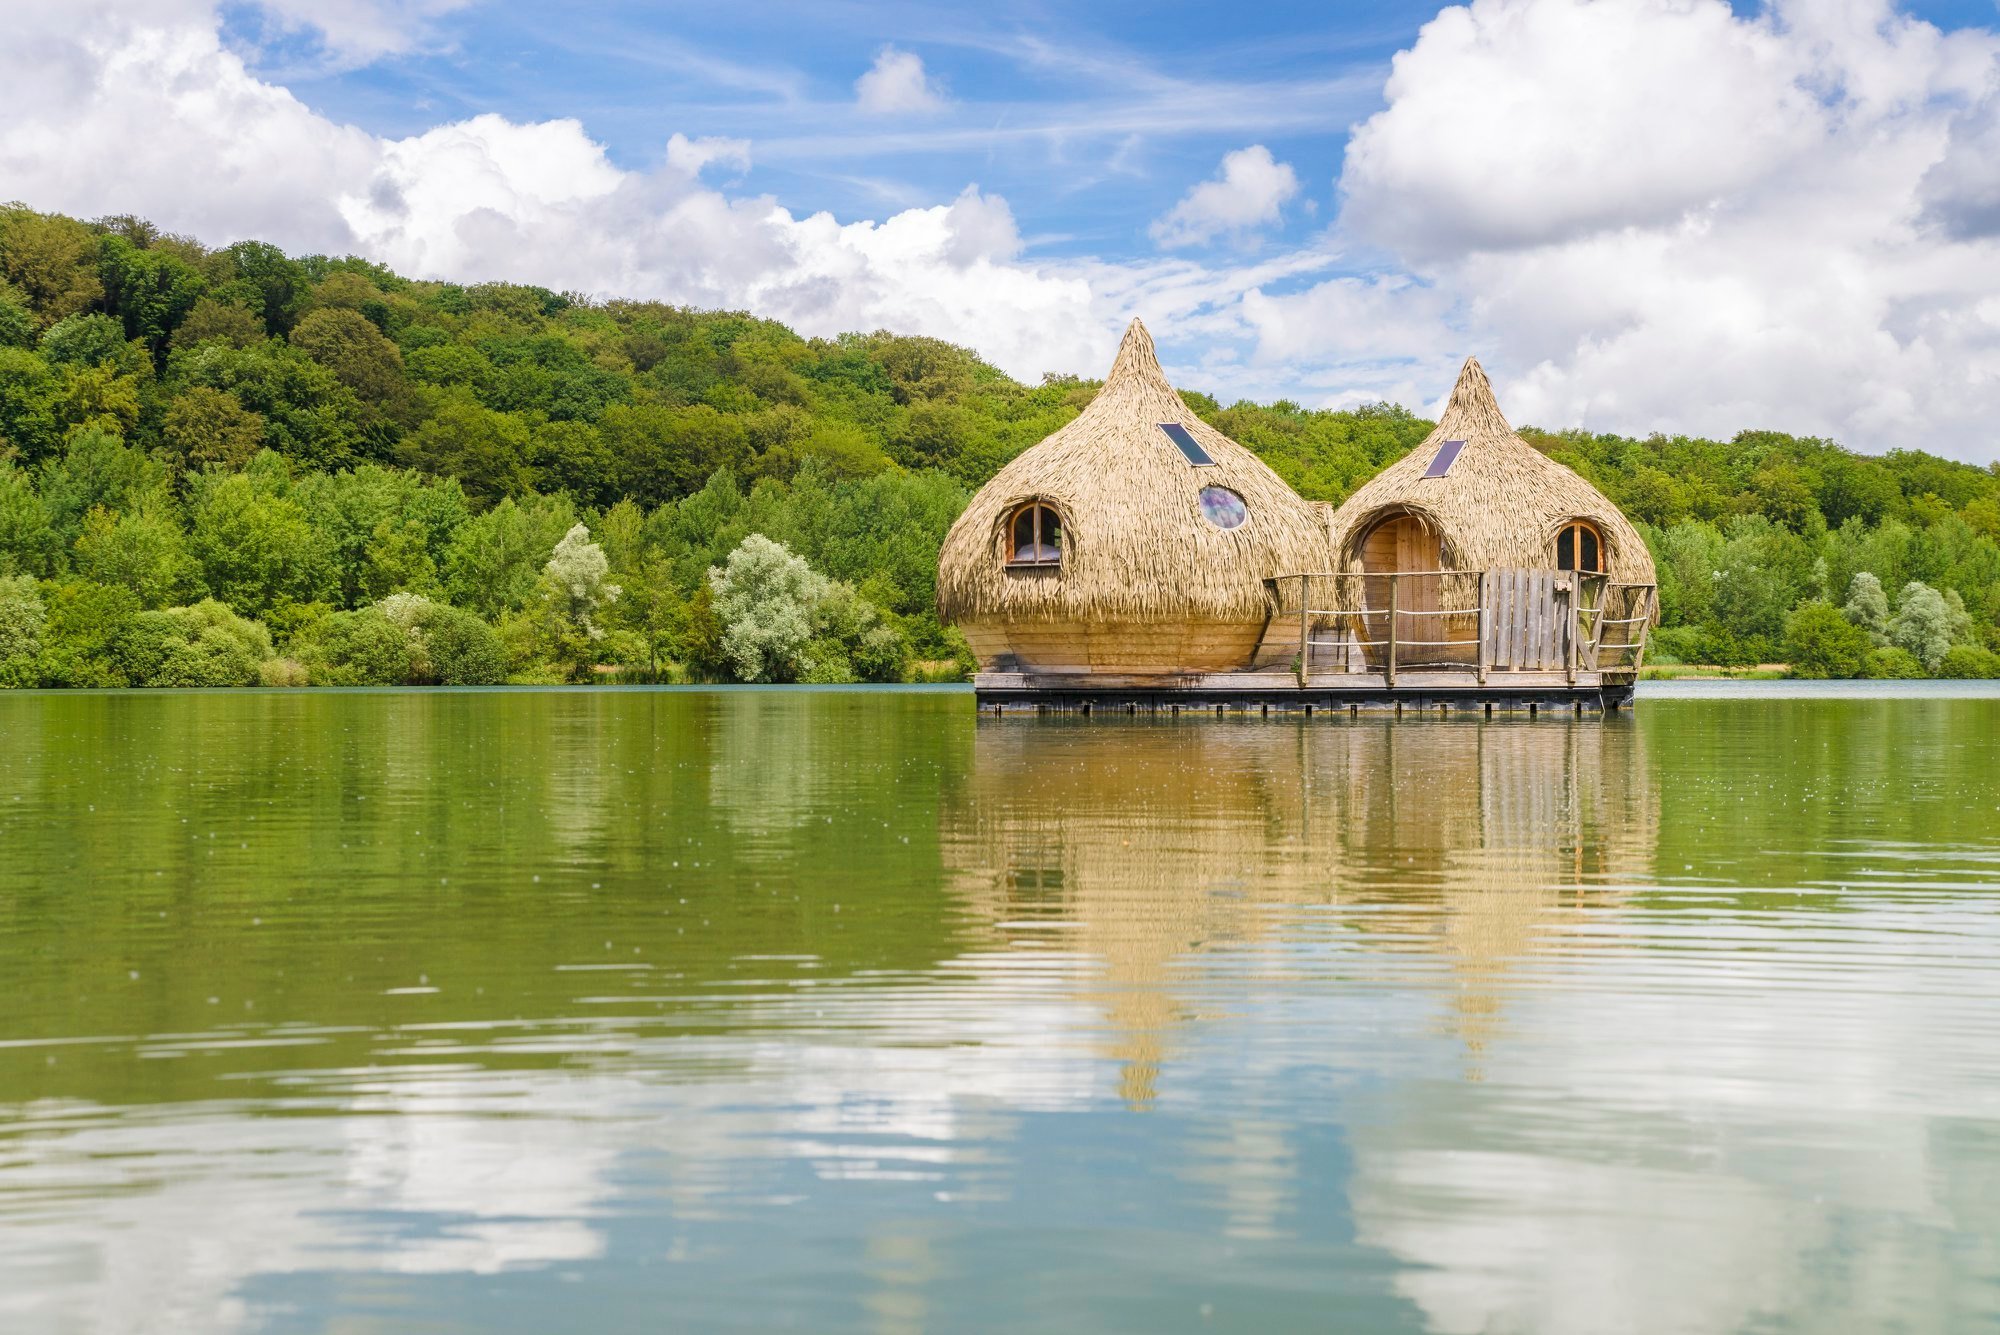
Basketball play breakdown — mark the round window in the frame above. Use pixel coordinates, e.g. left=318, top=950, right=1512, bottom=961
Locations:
left=1199, top=486, right=1247, bottom=530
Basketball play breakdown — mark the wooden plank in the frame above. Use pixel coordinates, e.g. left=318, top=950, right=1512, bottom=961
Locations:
left=1386, top=575, right=1399, bottom=689
left=1476, top=571, right=1488, bottom=685
left=1296, top=574, right=1308, bottom=686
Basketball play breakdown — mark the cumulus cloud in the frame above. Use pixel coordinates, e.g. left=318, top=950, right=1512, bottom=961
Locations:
left=0, top=4, right=1114, bottom=381
left=1151, top=146, right=1301, bottom=249
left=1328, top=0, right=2000, bottom=457
left=854, top=46, right=948, bottom=115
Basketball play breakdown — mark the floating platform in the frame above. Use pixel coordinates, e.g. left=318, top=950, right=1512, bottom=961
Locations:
left=973, top=669, right=1637, bottom=716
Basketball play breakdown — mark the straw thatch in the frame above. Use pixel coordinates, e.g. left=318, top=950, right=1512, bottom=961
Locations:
left=936, top=319, right=1331, bottom=631
left=1327, top=357, right=1656, bottom=590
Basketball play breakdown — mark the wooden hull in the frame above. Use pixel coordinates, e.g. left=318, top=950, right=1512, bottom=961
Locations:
left=960, top=617, right=1269, bottom=675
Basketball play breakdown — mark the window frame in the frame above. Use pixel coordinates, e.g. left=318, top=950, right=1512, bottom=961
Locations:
left=1003, top=501, right=1064, bottom=569
left=1555, top=520, right=1605, bottom=574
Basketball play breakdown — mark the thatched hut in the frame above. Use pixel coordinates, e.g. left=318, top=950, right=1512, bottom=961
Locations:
left=937, top=319, right=1331, bottom=674
left=1328, top=356, right=1656, bottom=592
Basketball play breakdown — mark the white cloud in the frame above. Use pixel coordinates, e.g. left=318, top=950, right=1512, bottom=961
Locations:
left=1326, top=0, right=2000, bottom=457
left=664, top=132, right=751, bottom=179
left=1150, top=145, right=1301, bottom=249
left=239, top=0, right=478, bottom=68
left=0, top=5, right=1113, bottom=381
left=854, top=46, right=948, bottom=116
left=12, top=0, right=2000, bottom=458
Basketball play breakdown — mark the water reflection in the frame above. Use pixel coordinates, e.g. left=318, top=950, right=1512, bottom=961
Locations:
left=942, top=718, right=1657, bottom=1095
left=1, top=690, right=1998, bottom=1332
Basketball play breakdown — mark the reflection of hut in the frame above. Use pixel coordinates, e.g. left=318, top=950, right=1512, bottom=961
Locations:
left=936, top=320, right=1330, bottom=675
left=940, top=719, right=1658, bottom=1100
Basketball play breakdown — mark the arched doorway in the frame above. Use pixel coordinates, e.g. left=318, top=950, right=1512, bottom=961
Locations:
left=1357, top=513, right=1450, bottom=667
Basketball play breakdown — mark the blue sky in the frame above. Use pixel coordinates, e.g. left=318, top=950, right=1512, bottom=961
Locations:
left=10, top=0, right=2000, bottom=456
left=226, top=0, right=1440, bottom=259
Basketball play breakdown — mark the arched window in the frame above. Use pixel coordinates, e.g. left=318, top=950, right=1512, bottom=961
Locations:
left=1006, top=502, right=1063, bottom=567
left=1556, top=521, right=1603, bottom=574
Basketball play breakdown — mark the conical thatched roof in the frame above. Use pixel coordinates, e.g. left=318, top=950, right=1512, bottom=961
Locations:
left=937, top=319, right=1331, bottom=625
left=1328, top=357, right=1656, bottom=586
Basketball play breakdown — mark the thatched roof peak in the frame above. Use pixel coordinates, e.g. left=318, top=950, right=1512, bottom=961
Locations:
left=1439, top=356, right=1513, bottom=438
left=1103, top=317, right=1176, bottom=397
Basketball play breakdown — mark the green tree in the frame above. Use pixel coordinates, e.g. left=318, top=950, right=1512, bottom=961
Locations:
left=1783, top=601, right=1870, bottom=679
left=161, top=385, right=265, bottom=472
left=170, top=297, right=264, bottom=351
left=186, top=458, right=335, bottom=615
left=0, top=281, right=35, bottom=348
left=708, top=534, right=827, bottom=682
left=34, top=579, right=141, bottom=686
left=0, top=574, right=44, bottom=686
left=208, top=240, right=310, bottom=335
left=97, top=235, right=205, bottom=359
left=0, top=461, right=60, bottom=576
left=403, top=395, right=531, bottom=502
left=606, top=553, right=689, bottom=680
left=289, top=307, right=411, bottom=421
left=0, top=207, right=103, bottom=323
left=443, top=494, right=575, bottom=619
left=1842, top=572, right=1890, bottom=645
left=73, top=497, right=197, bottom=608
left=1890, top=581, right=1953, bottom=672
left=530, top=523, right=619, bottom=682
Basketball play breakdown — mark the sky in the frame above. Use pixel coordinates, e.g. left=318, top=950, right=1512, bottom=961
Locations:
left=5, top=0, right=2000, bottom=458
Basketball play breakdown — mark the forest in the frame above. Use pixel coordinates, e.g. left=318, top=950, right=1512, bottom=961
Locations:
left=2, top=201, right=1998, bottom=687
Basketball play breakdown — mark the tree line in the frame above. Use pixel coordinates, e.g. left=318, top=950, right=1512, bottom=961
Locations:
left=1, top=202, right=1998, bottom=687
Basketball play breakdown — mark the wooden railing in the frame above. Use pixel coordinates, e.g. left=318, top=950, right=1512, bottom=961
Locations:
left=1268, top=571, right=1657, bottom=686
left=1574, top=577, right=1658, bottom=673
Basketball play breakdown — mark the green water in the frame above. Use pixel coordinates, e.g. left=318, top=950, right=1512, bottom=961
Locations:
left=3, top=686, right=1999, bottom=1333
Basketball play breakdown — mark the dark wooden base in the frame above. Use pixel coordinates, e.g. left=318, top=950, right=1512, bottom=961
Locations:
left=973, top=670, right=1637, bottom=716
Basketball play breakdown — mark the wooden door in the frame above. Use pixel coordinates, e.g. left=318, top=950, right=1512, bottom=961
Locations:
left=1359, top=515, right=1443, bottom=665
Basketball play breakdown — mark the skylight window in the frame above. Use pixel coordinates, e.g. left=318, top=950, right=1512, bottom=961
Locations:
left=1422, top=439, right=1466, bottom=479
left=1158, top=422, right=1214, bottom=466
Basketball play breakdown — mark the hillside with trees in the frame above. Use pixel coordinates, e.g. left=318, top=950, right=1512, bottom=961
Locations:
left=2, top=202, right=1998, bottom=686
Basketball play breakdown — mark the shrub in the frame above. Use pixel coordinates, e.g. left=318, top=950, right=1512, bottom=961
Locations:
left=1865, top=646, right=1927, bottom=680
left=415, top=602, right=505, bottom=685
left=259, top=657, right=309, bottom=687
left=298, top=607, right=414, bottom=685
left=120, top=600, right=273, bottom=687
left=1783, top=601, right=1871, bottom=679
left=1936, top=645, right=2000, bottom=679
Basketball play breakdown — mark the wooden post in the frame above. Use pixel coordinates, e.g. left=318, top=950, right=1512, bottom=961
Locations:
left=1386, top=574, right=1399, bottom=690
left=1630, top=586, right=1656, bottom=675
left=1297, top=574, right=1309, bottom=687
left=1475, top=571, right=1489, bottom=686
left=1564, top=581, right=1576, bottom=685
left=1588, top=577, right=1610, bottom=667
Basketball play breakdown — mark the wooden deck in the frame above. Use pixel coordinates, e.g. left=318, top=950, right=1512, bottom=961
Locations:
left=968, top=568, right=1655, bottom=716
left=974, top=669, right=1637, bottom=715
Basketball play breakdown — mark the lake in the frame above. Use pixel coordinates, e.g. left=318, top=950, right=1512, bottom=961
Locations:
left=3, top=685, right=1998, bottom=1333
